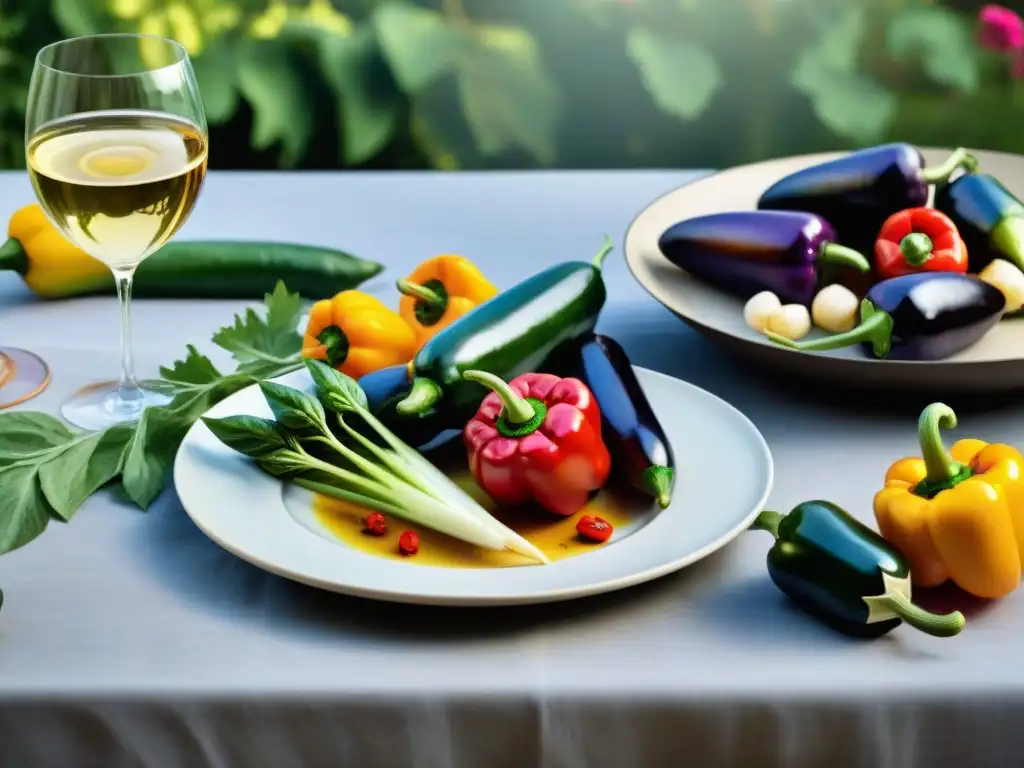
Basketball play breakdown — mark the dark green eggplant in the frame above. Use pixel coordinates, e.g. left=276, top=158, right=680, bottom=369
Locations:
left=382, top=238, right=612, bottom=435
left=751, top=502, right=965, bottom=638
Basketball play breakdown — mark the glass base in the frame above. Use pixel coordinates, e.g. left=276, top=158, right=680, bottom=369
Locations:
left=61, top=380, right=173, bottom=431
left=0, top=347, right=51, bottom=409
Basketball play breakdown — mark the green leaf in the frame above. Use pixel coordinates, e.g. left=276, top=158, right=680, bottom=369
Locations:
left=38, top=425, right=133, bottom=521
left=51, top=0, right=103, bottom=37
left=307, top=358, right=366, bottom=413
left=791, top=8, right=896, bottom=143
left=373, top=1, right=461, bottom=93
left=202, top=415, right=290, bottom=459
left=0, top=463, right=52, bottom=555
left=236, top=40, right=313, bottom=167
left=160, top=344, right=224, bottom=387
left=191, top=44, right=240, bottom=124
left=258, top=380, right=326, bottom=433
left=454, top=26, right=561, bottom=164
left=626, top=28, right=722, bottom=121
left=211, top=281, right=303, bottom=371
left=320, top=26, right=402, bottom=165
left=886, top=7, right=979, bottom=94
left=0, top=412, right=74, bottom=465
left=122, top=373, right=257, bottom=509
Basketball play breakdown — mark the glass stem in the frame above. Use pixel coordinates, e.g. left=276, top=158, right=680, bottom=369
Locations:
left=113, top=268, right=143, bottom=414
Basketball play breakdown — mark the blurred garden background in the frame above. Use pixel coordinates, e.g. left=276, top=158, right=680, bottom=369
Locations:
left=0, top=0, right=1022, bottom=171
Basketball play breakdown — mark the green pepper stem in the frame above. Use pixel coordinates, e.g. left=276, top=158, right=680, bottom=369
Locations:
left=462, top=370, right=535, bottom=424
left=919, top=147, right=979, bottom=185
left=0, top=237, right=28, bottom=275
left=642, top=465, right=674, bottom=509
left=395, top=377, right=443, bottom=416
left=750, top=510, right=784, bottom=539
left=918, top=403, right=966, bottom=487
left=765, top=300, right=893, bottom=357
left=592, top=235, right=614, bottom=270
left=818, top=242, right=870, bottom=272
left=874, top=592, right=965, bottom=638
left=396, top=278, right=444, bottom=307
left=899, top=233, right=933, bottom=266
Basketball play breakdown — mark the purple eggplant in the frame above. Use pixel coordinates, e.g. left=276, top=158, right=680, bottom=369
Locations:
left=758, top=145, right=977, bottom=253
left=658, top=211, right=870, bottom=305
left=766, top=272, right=1005, bottom=361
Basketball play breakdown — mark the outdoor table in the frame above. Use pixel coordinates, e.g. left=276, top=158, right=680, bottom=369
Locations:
left=1, top=170, right=1022, bottom=768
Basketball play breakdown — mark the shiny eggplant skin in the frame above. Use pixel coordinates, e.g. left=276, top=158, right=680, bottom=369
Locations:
left=933, top=168, right=1024, bottom=273
left=757, top=143, right=928, bottom=253
left=657, top=210, right=864, bottom=305
left=358, top=364, right=457, bottom=449
left=866, top=273, right=1005, bottom=361
left=555, top=335, right=674, bottom=507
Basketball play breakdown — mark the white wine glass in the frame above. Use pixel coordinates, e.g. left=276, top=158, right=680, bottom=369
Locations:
left=0, top=347, right=50, bottom=409
left=25, top=34, right=208, bottom=430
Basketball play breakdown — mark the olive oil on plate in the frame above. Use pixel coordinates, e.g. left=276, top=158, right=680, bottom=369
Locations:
left=311, top=472, right=646, bottom=569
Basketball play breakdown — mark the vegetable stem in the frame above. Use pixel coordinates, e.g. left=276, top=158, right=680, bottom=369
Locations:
left=395, top=377, right=442, bottom=416
left=817, top=242, right=870, bottom=272
left=751, top=510, right=784, bottom=539
left=642, top=465, right=674, bottom=509
left=899, top=233, right=933, bottom=267
left=0, top=237, right=27, bottom=275
left=915, top=403, right=973, bottom=497
left=765, top=299, right=893, bottom=357
left=462, top=370, right=547, bottom=438
left=592, top=235, right=615, bottom=269
left=396, top=278, right=444, bottom=307
left=874, top=591, right=966, bottom=637
left=919, top=147, right=978, bottom=184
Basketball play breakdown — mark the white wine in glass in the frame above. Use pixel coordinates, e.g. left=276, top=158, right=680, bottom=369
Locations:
left=0, top=347, right=50, bottom=410
left=26, top=34, right=208, bottom=431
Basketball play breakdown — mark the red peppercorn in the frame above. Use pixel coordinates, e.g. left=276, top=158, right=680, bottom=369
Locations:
left=398, top=530, right=419, bottom=556
left=364, top=512, right=387, bottom=536
left=576, top=515, right=613, bottom=543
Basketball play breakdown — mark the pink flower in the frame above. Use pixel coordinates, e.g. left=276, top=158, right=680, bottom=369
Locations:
left=979, top=4, right=1024, bottom=52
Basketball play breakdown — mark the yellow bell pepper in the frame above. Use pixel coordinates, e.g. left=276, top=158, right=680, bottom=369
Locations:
left=396, top=254, right=498, bottom=346
left=0, top=204, right=109, bottom=298
left=873, top=403, right=1024, bottom=599
left=302, top=291, right=417, bottom=379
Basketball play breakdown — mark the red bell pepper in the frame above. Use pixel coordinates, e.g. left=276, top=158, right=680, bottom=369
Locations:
left=874, top=207, right=968, bottom=280
left=462, top=370, right=611, bottom=517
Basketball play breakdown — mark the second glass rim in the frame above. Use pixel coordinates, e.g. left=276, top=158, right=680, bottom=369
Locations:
left=34, top=33, right=190, bottom=80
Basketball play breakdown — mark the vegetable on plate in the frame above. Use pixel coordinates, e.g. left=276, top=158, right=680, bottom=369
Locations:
left=874, top=207, right=967, bottom=280
left=751, top=501, right=966, bottom=638
left=577, top=515, right=613, bottom=543
left=978, top=259, right=1024, bottom=313
left=462, top=370, right=611, bottom=517
left=386, top=237, right=612, bottom=432
left=397, top=254, right=499, bottom=346
left=0, top=203, right=383, bottom=300
left=301, top=290, right=417, bottom=379
left=874, top=403, right=1024, bottom=599
left=554, top=334, right=675, bottom=509
left=766, top=272, right=1005, bottom=360
left=658, top=211, right=870, bottom=306
left=810, top=284, right=860, bottom=333
left=757, top=144, right=977, bottom=252
left=933, top=168, right=1024, bottom=273
left=202, top=358, right=549, bottom=564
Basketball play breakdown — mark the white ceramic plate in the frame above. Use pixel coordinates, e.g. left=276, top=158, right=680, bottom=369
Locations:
left=173, top=368, right=773, bottom=606
left=625, top=147, right=1024, bottom=393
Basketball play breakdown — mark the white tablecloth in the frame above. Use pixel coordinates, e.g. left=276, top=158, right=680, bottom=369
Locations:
left=1, top=171, right=1023, bottom=768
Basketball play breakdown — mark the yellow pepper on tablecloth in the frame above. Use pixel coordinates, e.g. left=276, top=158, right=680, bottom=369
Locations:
left=873, top=403, right=1024, bottom=599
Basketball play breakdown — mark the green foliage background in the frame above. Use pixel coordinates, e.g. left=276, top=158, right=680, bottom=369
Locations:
left=0, top=0, right=1020, bottom=171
